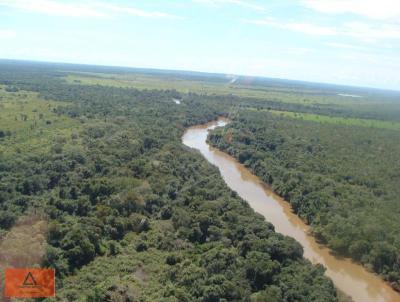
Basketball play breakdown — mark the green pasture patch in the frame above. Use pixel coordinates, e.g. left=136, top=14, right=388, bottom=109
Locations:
left=268, top=110, right=400, bottom=130
left=0, top=86, right=81, bottom=157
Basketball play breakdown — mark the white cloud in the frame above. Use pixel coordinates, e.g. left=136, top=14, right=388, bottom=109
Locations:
left=0, top=0, right=106, bottom=17
left=284, top=22, right=337, bottom=36
left=302, top=0, right=400, bottom=20
left=325, top=42, right=362, bottom=50
left=0, top=30, right=16, bottom=39
left=194, top=0, right=266, bottom=12
left=284, top=47, right=314, bottom=55
left=0, top=0, right=180, bottom=18
left=299, top=1, right=400, bottom=43
left=245, top=18, right=337, bottom=36
left=243, top=17, right=274, bottom=25
left=342, top=21, right=400, bottom=42
left=96, top=3, right=182, bottom=19
left=246, top=18, right=400, bottom=42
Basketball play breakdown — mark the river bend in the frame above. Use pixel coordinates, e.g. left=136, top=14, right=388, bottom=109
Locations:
left=182, top=119, right=400, bottom=302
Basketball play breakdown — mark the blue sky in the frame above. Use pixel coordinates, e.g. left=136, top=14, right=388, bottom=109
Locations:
left=0, top=0, right=399, bottom=90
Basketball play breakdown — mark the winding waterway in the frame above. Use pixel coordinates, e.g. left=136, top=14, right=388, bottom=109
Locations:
left=182, top=118, right=400, bottom=302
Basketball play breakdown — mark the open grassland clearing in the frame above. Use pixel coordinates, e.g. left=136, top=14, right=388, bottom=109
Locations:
left=247, top=107, right=400, bottom=130
left=0, top=215, right=48, bottom=297
left=0, top=86, right=80, bottom=157
left=64, top=72, right=376, bottom=106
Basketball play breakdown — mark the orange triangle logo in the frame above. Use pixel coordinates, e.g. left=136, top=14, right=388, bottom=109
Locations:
left=22, top=272, right=37, bottom=286
left=5, top=268, right=55, bottom=298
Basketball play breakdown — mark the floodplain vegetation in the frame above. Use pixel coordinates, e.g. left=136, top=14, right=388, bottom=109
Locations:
left=0, top=61, right=340, bottom=301
left=1, top=60, right=399, bottom=300
left=209, top=110, right=400, bottom=292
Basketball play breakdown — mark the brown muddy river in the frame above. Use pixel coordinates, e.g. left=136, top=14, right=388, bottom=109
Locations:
left=182, top=119, right=400, bottom=302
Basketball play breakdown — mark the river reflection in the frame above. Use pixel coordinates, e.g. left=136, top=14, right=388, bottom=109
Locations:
left=182, top=118, right=400, bottom=302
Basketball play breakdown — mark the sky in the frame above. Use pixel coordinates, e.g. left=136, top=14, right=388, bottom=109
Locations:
left=0, top=0, right=399, bottom=90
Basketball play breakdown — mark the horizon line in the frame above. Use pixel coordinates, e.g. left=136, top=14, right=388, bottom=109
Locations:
left=1, top=57, right=399, bottom=94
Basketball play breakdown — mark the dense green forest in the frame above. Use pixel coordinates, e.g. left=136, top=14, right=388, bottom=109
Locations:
left=0, top=62, right=341, bottom=301
left=208, top=110, right=400, bottom=291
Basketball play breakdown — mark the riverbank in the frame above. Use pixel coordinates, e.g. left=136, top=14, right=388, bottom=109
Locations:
left=183, top=118, right=400, bottom=302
